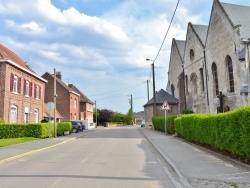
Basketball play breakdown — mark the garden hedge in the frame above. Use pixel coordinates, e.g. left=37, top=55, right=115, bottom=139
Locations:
left=0, top=123, right=54, bottom=139
left=152, top=115, right=177, bottom=134
left=57, top=122, right=72, bottom=136
left=174, top=106, right=250, bottom=160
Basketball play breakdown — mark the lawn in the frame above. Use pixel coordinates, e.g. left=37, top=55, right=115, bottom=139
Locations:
left=0, top=137, right=39, bottom=147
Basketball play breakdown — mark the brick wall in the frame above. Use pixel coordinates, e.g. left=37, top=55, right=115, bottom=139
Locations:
left=0, top=63, right=45, bottom=123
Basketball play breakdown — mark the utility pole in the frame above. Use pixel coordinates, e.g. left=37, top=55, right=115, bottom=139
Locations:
left=95, top=100, right=97, bottom=127
left=147, top=80, right=149, bottom=101
left=53, top=68, right=57, bottom=138
left=130, top=95, right=133, bottom=112
left=146, top=58, right=156, bottom=117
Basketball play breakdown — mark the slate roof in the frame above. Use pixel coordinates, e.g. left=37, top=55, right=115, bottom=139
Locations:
left=192, top=24, right=208, bottom=46
left=221, top=2, right=250, bottom=38
left=68, top=84, right=93, bottom=104
left=0, top=44, right=46, bottom=82
left=143, top=89, right=179, bottom=107
left=42, top=72, right=80, bottom=96
left=175, top=40, right=186, bottom=60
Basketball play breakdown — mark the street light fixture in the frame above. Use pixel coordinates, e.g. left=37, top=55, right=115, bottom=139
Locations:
left=146, top=58, right=156, bottom=117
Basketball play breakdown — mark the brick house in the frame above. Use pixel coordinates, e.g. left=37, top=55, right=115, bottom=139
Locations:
left=68, top=84, right=94, bottom=122
left=143, top=89, right=179, bottom=127
left=0, top=44, right=47, bottom=123
left=42, top=72, right=80, bottom=122
left=167, top=0, right=250, bottom=114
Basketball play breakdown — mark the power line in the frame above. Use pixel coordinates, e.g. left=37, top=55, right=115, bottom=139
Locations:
left=152, top=0, right=180, bottom=64
left=65, top=64, right=151, bottom=80
left=90, top=81, right=147, bottom=97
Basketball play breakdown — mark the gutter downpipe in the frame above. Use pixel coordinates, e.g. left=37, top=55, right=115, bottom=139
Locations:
left=203, top=50, right=210, bottom=113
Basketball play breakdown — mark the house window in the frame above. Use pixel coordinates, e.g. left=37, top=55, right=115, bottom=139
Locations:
left=34, top=109, right=39, bottom=123
left=74, top=99, right=77, bottom=108
left=212, top=62, right=219, bottom=96
left=10, top=74, right=22, bottom=94
left=24, top=80, right=29, bottom=96
left=171, top=84, right=175, bottom=97
left=10, top=105, right=17, bottom=123
left=200, top=68, right=205, bottom=92
left=226, top=56, right=234, bottom=92
left=34, top=84, right=40, bottom=99
left=87, top=103, right=93, bottom=112
left=190, top=73, right=198, bottom=94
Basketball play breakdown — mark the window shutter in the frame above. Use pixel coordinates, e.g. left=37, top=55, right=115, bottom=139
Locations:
left=23, top=79, right=26, bottom=95
left=10, top=73, right=14, bottom=92
left=18, top=77, right=22, bottom=94
left=39, top=86, right=41, bottom=99
left=30, top=82, right=33, bottom=97
left=34, top=84, right=36, bottom=97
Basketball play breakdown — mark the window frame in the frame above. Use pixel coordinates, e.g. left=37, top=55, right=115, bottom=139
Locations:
left=226, top=56, right=235, bottom=92
left=10, top=105, right=18, bottom=123
left=212, top=62, right=219, bottom=96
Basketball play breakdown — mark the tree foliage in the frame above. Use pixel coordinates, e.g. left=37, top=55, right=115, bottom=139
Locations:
left=125, top=109, right=134, bottom=125
left=99, top=109, right=113, bottom=124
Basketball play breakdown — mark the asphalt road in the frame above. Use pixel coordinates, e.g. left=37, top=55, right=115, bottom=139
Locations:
left=0, top=127, right=176, bottom=188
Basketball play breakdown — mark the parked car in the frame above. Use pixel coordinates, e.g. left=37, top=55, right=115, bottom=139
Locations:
left=76, top=120, right=85, bottom=131
left=141, top=120, right=145, bottom=127
left=69, top=121, right=82, bottom=133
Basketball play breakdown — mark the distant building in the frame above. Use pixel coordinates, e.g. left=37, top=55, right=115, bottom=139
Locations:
left=68, top=84, right=94, bottom=123
left=133, top=111, right=145, bottom=125
left=0, top=44, right=47, bottom=123
left=42, top=72, right=80, bottom=122
left=143, top=89, right=179, bottom=127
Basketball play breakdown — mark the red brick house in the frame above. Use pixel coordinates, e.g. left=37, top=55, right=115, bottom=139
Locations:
left=68, top=84, right=94, bottom=122
left=42, top=72, right=80, bottom=122
left=0, top=44, right=47, bottom=123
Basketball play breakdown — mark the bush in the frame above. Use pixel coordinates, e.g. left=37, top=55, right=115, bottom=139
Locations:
left=175, top=106, right=250, bottom=160
left=0, top=118, right=5, bottom=124
left=182, top=109, right=195, bottom=114
left=57, top=122, right=72, bottom=136
left=152, top=115, right=177, bottom=134
left=0, top=123, right=54, bottom=139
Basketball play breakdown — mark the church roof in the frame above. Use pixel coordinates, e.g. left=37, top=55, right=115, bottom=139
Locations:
left=175, top=40, right=186, bottom=60
left=221, top=2, right=250, bottom=38
left=143, top=89, right=179, bottom=107
left=192, top=24, right=208, bottom=46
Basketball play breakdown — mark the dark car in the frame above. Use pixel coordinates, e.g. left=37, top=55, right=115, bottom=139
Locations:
left=76, top=120, right=85, bottom=131
left=69, top=121, right=82, bottom=133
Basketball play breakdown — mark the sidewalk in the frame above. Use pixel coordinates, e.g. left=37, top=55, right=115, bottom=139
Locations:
left=139, top=128, right=250, bottom=187
left=0, top=128, right=102, bottom=164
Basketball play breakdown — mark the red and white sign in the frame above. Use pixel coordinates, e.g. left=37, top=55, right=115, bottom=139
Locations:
left=161, top=100, right=171, bottom=110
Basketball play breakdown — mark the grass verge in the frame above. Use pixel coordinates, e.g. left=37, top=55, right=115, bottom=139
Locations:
left=0, top=137, right=39, bottom=147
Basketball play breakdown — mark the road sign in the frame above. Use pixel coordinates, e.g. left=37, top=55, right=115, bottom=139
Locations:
left=161, top=100, right=171, bottom=110
left=46, top=102, right=55, bottom=111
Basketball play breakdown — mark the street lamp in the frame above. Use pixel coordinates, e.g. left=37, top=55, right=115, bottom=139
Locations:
left=241, top=38, right=250, bottom=104
left=146, top=58, right=156, bottom=116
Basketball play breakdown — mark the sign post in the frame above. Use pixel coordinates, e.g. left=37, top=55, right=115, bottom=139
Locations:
left=46, top=102, right=55, bottom=138
left=161, top=100, right=171, bottom=135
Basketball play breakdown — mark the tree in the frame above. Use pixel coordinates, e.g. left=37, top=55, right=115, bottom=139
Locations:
left=93, top=108, right=100, bottom=122
left=125, top=109, right=134, bottom=125
left=99, top=109, right=113, bottom=125
left=111, top=112, right=125, bottom=123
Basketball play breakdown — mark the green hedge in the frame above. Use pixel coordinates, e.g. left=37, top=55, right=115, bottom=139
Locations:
left=152, top=115, right=177, bottom=134
left=175, top=106, right=250, bottom=160
left=57, top=122, right=72, bottom=136
left=0, top=123, right=54, bottom=139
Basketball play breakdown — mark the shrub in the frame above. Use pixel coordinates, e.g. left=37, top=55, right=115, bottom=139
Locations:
left=175, top=106, right=250, bottom=160
left=57, top=122, right=72, bottom=136
left=152, top=115, right=177, bottom=134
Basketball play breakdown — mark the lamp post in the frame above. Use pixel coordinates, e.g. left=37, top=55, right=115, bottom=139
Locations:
left=146, top=58, right=156, bottom=116
left=241, top=38, right=250, bottom=104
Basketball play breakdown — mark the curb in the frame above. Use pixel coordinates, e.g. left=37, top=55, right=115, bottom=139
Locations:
left=139, top=128, right=192, bottom=188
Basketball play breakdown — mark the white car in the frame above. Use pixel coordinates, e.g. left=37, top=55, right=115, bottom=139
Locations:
left=141, top=120, right=145, bottom=127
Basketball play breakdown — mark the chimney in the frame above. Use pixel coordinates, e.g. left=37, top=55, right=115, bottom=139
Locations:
left=68, top=84, right=73, bottom=88
left=56, top=72, right=62, bottom=80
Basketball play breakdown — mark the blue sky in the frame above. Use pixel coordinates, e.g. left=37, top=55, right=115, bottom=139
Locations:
left=0, top=0, right=249, bottom=114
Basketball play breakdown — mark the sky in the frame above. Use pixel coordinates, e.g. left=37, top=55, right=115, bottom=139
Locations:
left=0, top=0, right=249, bottom=114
